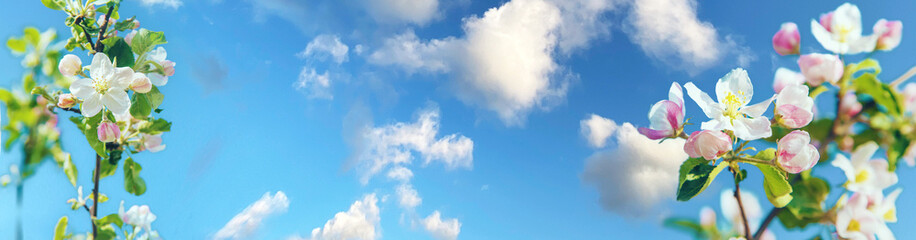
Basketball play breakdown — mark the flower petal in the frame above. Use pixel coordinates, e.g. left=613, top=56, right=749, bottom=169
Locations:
left=110, top=67, right=134, bottom=89
left=847, top=34, right=879, bottom=54
left=90, top=53, right=113, bottom=79
left=811, top=20, right=841, bottom=53
left=732, top=116, right=771, bottom=140
left=716, top=68, right=753, bottom=107
left=102, top=89, right=131, bottom=114
left=669, top=82, right=684, bottom=109
left=148, top=47, right=167, bottom=62
left=684, top=82, right=720, bottom=119
left=81, top=94, right=103, bottom=117
left=832, top=154, right=857, bottom=181
left=70, top=78, right=95, bottom=99
left=148, top=73, right=168, bottom=86
left=741, top=95, right=776, bottom=117
left=851, top=142, right=880, bottom=167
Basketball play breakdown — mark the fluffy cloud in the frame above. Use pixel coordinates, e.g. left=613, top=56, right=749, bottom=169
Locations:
left=580, top=118, right=687, bottom=217
left=352, top=106, right=473, bottom=184
left=395, top=183, right=422, bottom=209
left=367, top=31, right=458, bottom=73
left=624, top=0, right=752, bottom=73
left=422, top=211, right=461, bottom=240
left=214, top=191, right=290, bottom=240
left=580, top=114, right=617, bottom=148
left=307, top=194, right=381, bottom=240
left=299, top=35, right=349, bottom=64
left=295, top=67, right=333, bottom=100
left=139, top=0, right=182, bottom=8
left=366, top=0, right=440, bottom=25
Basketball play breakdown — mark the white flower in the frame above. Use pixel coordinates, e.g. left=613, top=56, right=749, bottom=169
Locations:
left=147, top=47, right=173, bottom=86
left=773, top=68, right=804, bottom=94
left=832, top=142, right=899, bottom=194
left=120, top=201, right=157, bottom=233
left=862, top=189, right=901, bottom=240
left=811, top=3, right=878, bottom=54
left=837, top=193, right=880, bottom=240
left=721, top=189, right=763, bottom=236
left=69, top=53, right=133, bottom=117
left=775, top=85, right=814, bottom=129
left=685, top=68, right=774, bottom=140
left=58, top=54, right=82, bottom=77
left=140, top=133, right=166, bottom=153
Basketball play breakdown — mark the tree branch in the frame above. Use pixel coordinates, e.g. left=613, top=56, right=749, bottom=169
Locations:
left=73, top=16, right=96, bottom=50
left=732, top=168, right=752, bottom=240
left=94, top=7, right=116, bottom=53
left=91, top=154, right=101, bottom=238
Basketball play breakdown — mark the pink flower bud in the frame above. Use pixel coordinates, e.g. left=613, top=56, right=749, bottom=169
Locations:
left=772, top=22, right=800, bottom=56
left=160, top=60, right=176, bottom=76
left=798, top=53, right=843, bottom=86
left=125, top=31, right=137, bottom=46
left=132, top=20, right=141, bottom=29
left=773, top=68, right=804, bottom=94
left=874, top=19, right=903, bottom=51
left=58, top=54, right=82, bottom=77
left=638, top=83, right=685, bottom=140
left=684, top=130, right=732, bottom=160
left=777, top=130, right=819, bottom=173
left=129, top=73, right=152, bottom=93
left=141, top=134, right=166, bottom=153
left=840, top=92, right=863, bottom=118
left=57, top=93, right=77, bottom=108
left=776, top=85, right=814, bottom=128
left=699, top=206, right=716, bottom=226
left=97, top=121, right=120, bottom=143
left=819, top=12, right=834, bottom=32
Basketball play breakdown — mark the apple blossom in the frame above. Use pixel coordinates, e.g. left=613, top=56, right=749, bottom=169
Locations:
left=684, top=68, right=774, bottom=140
left=840, top=92, right=863, bottom=118
left=902, top=83, right=916, bottom=115
left=97, top=120, right=120, bottom=143
left=638, top=82, right=685, bottom=140
left=130, top=72, right=153, bottom=93
left=836, top=193, right=880, bottom=240
left=873, top=19, right=902, bottom=51
left=57, top=93, right=77, bottom=108
left=832, top=142, right=899, bottom=194
left=776, top=130, right=819, bottom=173
left=773, top=68, right=804, bottom=94
left=811, top=3, right=878, bottom=54
left=133, top=20, right=141, bottom=29
left=684, top=130, right=732, bottom=160
left=775, top=85, right=814, bottom=128
left=69, top=53, right=133, bottom=117
left=140, top=133, right=166, bottom=153
left=147, top=47, right=175, bottom=86
left=772, top=22, right=800, bottom=55
left=699, top=206, right=716, bottom=227
left=798, top=53, right=844, bottom=87
left=119, top=201, right=157, bottom=233
left=58, top=54, right=82, bottom=77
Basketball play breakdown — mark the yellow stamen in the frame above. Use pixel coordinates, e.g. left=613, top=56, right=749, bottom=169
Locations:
left=721, top=91, right=747, bottom=124
left=847, top=219, right=861, bottom=232
left=884, top=208, right=896, bottom=221
left=854, top=169, right=869, bottom=183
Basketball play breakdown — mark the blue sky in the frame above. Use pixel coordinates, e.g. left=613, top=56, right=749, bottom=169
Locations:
left=1, top=0, right=915, bottom=239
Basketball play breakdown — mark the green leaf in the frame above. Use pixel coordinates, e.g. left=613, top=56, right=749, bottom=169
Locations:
left=677, top=159, right=728, bottom=201
left=102, top=37, right=134, bottom=68
left=6, top=38, right=27, bottom=53
left=147, top=85, right=164, bottom=109
left=98, top=213, right=124, bottom=228
left=41, top=0, right=63, bottom=10
left=108, top=149, right=123, bottom=165
left=785, top=177, right=830, bottom=218
left=123, top=158, right=146, bottom=196
left=139, top=118, right=171, bottom=134
left=114, top=17, right=136, bottom=31
left=0, top=89, right=14, bottom=104
left=130, top=29, right=167, bottom=55
left=663, top=218, right=704, bottom=238
left=96, top=224, right=117, bottom=240
left=853, top=73, right=904, bottom=116
left=97, top=159, right=118, bottom=179
left=808, top=85, right=829, bottom=99
left=53, top=216, right=68, bottom=240
left=23, top=27, right=41, bottom=46
left=80, top=113, right=108, bottom=157
left=130, top=92, right=153, bottom=119
left=63, top=155, right=78, bottom=187
left=751, top=161, right=793, bottom=207
left=846, top=59, right=882, bottom=79
left=887, top=131, right=909, bottom=171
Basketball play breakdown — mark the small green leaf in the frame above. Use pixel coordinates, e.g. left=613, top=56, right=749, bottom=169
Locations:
left=6, top=38, right=27, bottom=53
left=96, top=224, right=117, bottom=240
left=663, top=218, right=705, bottom=238
left=751, top=159, right=793, bottom=208
left=97, top=213, right=123, bottom=228
left=123, top=158, right=146, bottom=195
left=130, top=92, right=153, bottom=119
left=54, top=216, right=68, bottom=240
left=97, top=159, right=118, bottom=179
left=81, top=113, right=108, bottom=157
left=41, top=0, right=63, bottom=10
left=102, top=37, right=134, bottom=67
left=63, top=155, right=78, bottom=187
left=854, top=73, right=904, bottom=116
left=130, top=29, right=167, bottom=55
left=785, top=177, right=830, bottom=218
left=677, top=160, right=728, bottom=201
left=139, top=118, right=171, bottom=134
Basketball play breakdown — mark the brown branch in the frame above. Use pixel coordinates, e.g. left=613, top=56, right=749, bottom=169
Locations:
left=55, top=107, right=82, bottom=115
left=732, top=168, right=752, bottom=240
left=91, top=154, right=101, bottom=238
left=94, top=7, right=116, bottom=53
left=73, top=16, right=96, bottom=50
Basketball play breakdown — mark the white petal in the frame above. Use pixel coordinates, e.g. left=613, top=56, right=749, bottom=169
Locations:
left=102, top=89, right=131, bottom=114
left=715, top=68, right=753, bottom=107
left=874, top=222, right=895, bottom=240
left=110, top=67, right=134, bottom=89
left=668, top=82, right=684, bottom=109
left=833, top=3, right=863, bottom=37
left=70, top=78, right=95, bottom=99
left=148, top=47, right=167, bottom=62
left=732, top=116, right=772, bottom=140
left=741, top=95, right=776, bottom=117
left=684, top=82, right=720, bottom=119
left=90, top=53, right=113, bottom=79
left=811, top=20, right=841, bottom=53
left=851, top=142, right=880, bottom=167
left=647, top=101, right=672, bottom=131
left=82, top=94, right=103, bottom=117
left=148, top=73, right=168, bottom=86
left=700, top=118, right=729, bottom=131
left=847, top=34, right=878, bottom=54
left=832, top=154, right=857, bottom=181
left=776, top=85, right=814, bottom=109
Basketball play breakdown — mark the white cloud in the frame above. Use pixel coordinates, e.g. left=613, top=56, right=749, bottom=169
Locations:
left=214, top=191, right=290, bottom=240
left=299, top=35, right=350, bottom=64
left=624, top=0, right=751, bottom=73
left=367, top=31, right=458, bottom=73
left=550, top=0, right=622, bottom=54
left=395, top=183, right=422, bottom=209
left=386, top=166, right=414, bottom=182
left=366, top=0, right=440, bottom=25
left=294, top=67, right=333, bottom=100
left=353, top=106, right=473, bottom=184
left=579, top=114, right=618, bottom=148
left=307, top=194, right=381, bottom=240
left=580, top=119, right=688, bottom=217
left=422, top=211, right=461, bottom=240
left=139, top=0, right=182, bottom=8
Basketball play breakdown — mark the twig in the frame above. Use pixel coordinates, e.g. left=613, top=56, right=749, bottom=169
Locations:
left=73, top=16, right=96, bottom=50
left=94, top=7, right=115, bottom=53
left=91, top=154, right=101, bottom=238
left=890, top=65, right=916, bottom=87
left=56, top=107, right=82, bottom=115
left=732, top=168, right=753, bottom=240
